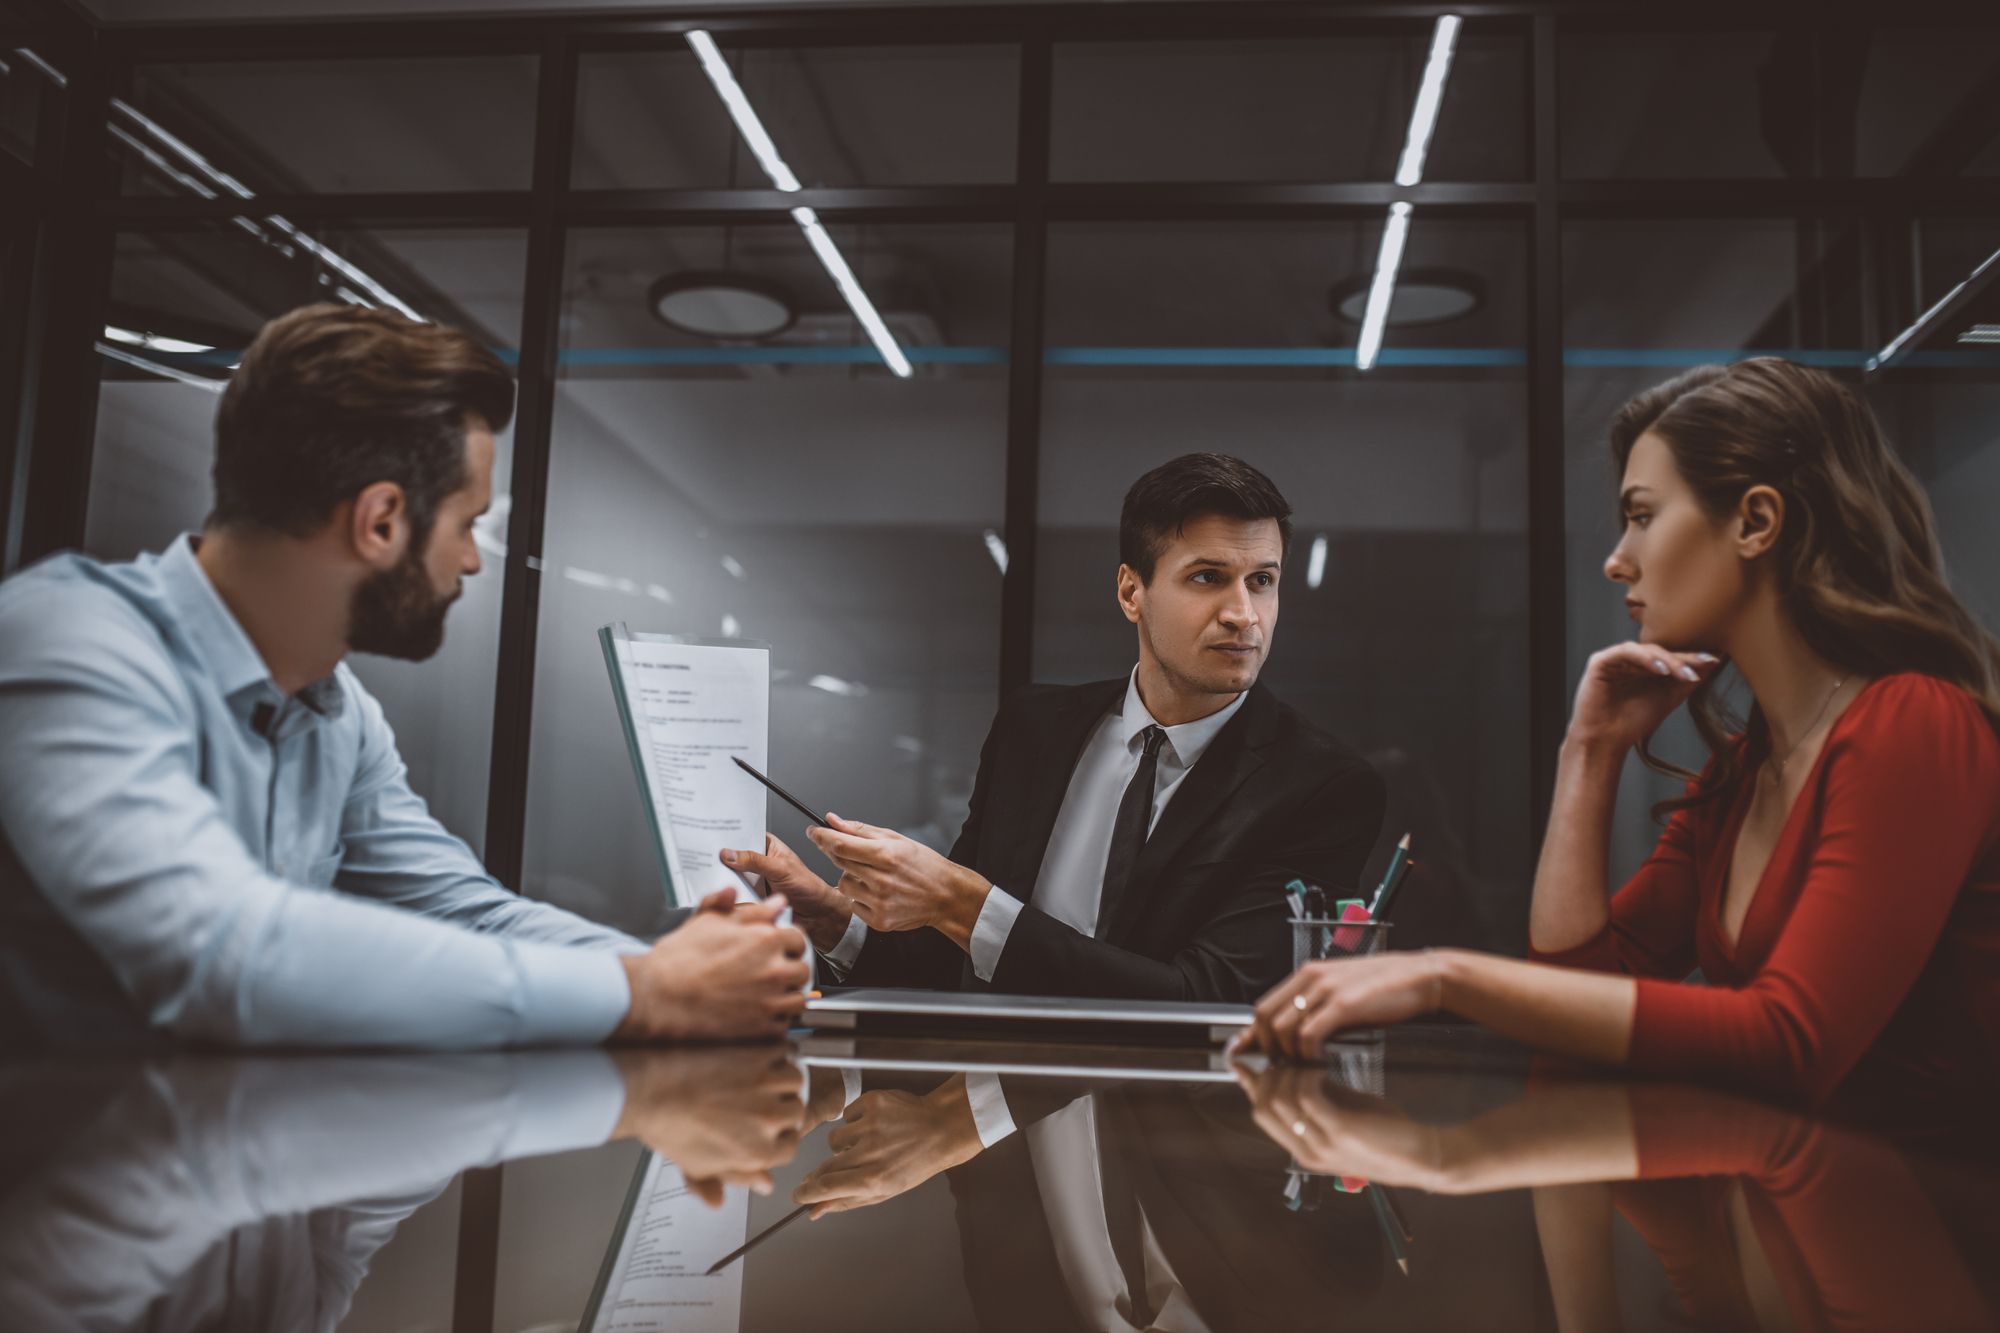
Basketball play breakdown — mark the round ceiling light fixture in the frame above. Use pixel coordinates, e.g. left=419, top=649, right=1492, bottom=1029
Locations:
left=648, top=270, right=797, bottom=341
left=1329, top=268, right=1484, bottom=328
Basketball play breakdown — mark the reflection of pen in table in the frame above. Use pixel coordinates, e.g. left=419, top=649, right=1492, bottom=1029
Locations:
left=704, top=1203, right=809, bottom=1275
left=1368, top=1184, right=1411, bottom=1277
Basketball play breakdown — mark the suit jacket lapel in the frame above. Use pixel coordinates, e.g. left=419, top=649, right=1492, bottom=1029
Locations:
left=1014, top=678, right=1125, bottom=898
left=1096, top=686, right=1274, bottom=944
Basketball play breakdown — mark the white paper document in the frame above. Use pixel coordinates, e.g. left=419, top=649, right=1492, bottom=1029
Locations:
left=604, top=628, right=770, bottom=910
left=587, top=1153, right=749, bottom=1333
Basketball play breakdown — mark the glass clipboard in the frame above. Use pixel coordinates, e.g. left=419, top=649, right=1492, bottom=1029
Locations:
left=599, top=623, right=771, bottom=911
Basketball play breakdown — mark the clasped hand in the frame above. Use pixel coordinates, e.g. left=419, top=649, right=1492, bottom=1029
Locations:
left=612, top=1045, right=810, bottom=1206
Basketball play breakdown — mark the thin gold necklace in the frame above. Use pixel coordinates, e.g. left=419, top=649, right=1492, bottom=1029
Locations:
left=1768, top=675, right=1848, bottom=782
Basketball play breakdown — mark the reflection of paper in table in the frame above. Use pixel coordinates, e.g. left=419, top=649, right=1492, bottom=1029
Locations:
left=602, top=628, right=769, bottom=910
left=587, top=1154, right=748, bottom=1333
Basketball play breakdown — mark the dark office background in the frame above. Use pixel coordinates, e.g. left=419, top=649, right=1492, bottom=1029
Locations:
left=3, top=0, right=1997, bottom=962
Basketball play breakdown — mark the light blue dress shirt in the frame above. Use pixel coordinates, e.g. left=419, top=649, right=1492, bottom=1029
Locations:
left=0, top=535, right=645, bottom=1049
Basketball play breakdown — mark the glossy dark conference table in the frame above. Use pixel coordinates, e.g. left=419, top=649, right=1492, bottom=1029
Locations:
left=2, top=1020, right=1995, bottom=1333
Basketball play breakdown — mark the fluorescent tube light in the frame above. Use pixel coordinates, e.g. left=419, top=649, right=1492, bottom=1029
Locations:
left=108, top=97, right=421, bottom=321
left=1356, top=203, right=1413, bottom=372
left=1394, top=15, right=1462, bottom=187
left=1306, top=534, right=1328, bottom=590
left=791, top=207, right=914, bottom=378
left=686, top=30, right=911, bottom=379
left=1869, top=246, right=2000, bottom=371
left=685, top=30, right=803, bottom=193
left=96, top=341, right=225, bottom=392
left=103, top=326, right=214, bottom=355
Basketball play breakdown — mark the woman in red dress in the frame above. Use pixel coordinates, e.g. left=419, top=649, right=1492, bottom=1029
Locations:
left=1242, top=358, right=2000, bottom=1109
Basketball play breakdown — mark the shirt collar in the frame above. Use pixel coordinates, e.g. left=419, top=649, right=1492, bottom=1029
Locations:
left=157, top=534, right=345, bottom=719
left=1114, top=666, right=1248, bottom=770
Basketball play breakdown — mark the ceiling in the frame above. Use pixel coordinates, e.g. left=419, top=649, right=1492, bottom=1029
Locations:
left=69, top=0, right=1202, bottom=23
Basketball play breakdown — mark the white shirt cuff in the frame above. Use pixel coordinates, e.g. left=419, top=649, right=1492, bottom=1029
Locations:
left=968, top=887, right=1023, bottom=982
left=822, top=912, right=868, bottom=976
left=964, top=1071, right=1017, bottom=1148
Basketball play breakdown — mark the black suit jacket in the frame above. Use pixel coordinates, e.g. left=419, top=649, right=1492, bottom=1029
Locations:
left=843, top=679, right=1385, bottom=1003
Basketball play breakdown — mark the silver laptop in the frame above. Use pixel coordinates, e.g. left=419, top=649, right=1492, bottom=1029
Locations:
left=802, top=987, right=1255, bottom=1044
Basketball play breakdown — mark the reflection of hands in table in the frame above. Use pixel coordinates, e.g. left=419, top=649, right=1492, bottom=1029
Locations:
left=721, top=835, right=859, bottom=954
left=802, top=1065, right=858, bottom=1135
left=791, top=1074, right=987, bottom=1219
left=1233, top=1064, right=1641, bottom=1195
left=611, top=1046, right=809, bottom=1205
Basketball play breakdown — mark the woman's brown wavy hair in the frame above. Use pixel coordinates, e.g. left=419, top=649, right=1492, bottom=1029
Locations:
left=1608, top=357, right=2000, bottom=818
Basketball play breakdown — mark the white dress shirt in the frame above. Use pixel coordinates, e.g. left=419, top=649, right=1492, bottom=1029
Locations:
left=825, top=668, right=1247, bottom=981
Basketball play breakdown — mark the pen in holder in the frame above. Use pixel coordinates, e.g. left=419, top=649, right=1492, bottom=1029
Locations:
left=1290, top=909, right=1391, bottom=970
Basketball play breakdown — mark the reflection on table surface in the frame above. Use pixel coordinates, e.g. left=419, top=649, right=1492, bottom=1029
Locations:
left=0, top=1026, right=1994, bottom=1332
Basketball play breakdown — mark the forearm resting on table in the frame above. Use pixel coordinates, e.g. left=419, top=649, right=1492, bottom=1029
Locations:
left=1528, top=737, right=1625, bottom=954
left=1437, top=950, right=1636, bottom=1067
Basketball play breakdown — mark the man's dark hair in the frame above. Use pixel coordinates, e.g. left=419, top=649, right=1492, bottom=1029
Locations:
left=209, top=303, right=515, bottom=544
left=1118, top=453, right=1293, bottom=583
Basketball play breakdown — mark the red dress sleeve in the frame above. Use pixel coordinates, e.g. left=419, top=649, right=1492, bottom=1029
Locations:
left=1529, top=771, right=1713, bottom=980
left=1628, top=676, right=2000, bottom=1103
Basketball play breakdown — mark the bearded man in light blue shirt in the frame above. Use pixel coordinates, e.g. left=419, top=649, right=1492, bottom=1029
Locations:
left=0, top=303, right=808, bottom=1051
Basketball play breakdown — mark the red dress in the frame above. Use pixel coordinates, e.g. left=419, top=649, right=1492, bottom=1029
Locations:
left=1534, top=673, right=2000, bottom=1107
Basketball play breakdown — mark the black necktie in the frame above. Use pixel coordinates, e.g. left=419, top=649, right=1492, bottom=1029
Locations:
left=1096, top=1102, right=1156, bottom=1329
left=1100, top=725, right=1167, bottom=925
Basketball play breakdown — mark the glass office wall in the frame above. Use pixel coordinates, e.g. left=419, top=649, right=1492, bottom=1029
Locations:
left=574, top=43, right=1019, bottom=189
left=1051, top=27, right=1527, bottom=183
left=9, top=8, right=1992, bottom=958
left=520, top=222, right=1011, bottom=938
left=82, top=224, right=527, bottom=856
left=1867, top=217, right=2000, bottom=650
left=118, top=55, right=539, bottom=195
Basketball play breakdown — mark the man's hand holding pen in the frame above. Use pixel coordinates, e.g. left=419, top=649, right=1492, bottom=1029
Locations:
left=805, top=816, right=994, bottom=951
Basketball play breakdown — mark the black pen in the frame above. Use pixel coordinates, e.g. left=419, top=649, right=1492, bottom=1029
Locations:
left=731, top=756, right=834, bottom=830
left=704, top=1203, right=810, bottom=1275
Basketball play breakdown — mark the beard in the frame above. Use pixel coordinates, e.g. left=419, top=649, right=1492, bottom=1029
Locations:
left=348, top=541, right=459, bottom=662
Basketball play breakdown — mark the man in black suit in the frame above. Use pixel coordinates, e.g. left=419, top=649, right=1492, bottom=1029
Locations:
left=725, top=453, right=1383, bottom=1002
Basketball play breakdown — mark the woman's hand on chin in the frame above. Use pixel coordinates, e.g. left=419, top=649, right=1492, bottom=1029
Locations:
left=1567, top=642, right=1723, bottom=753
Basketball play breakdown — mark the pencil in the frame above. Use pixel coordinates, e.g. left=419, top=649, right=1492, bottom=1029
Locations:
left=1368, top=833, right=1415, bottom=919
